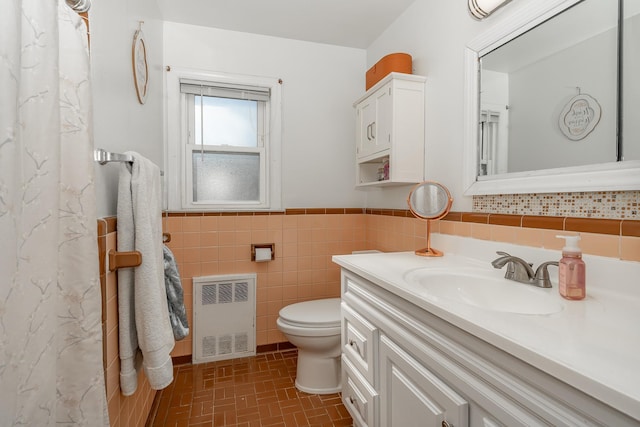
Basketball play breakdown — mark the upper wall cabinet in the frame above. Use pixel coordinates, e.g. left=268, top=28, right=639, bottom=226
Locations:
left=354, top=72, right=426, bottom=187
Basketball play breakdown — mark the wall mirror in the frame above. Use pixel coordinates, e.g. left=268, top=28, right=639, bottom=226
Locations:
left=463, top=0, right=640, bottom=195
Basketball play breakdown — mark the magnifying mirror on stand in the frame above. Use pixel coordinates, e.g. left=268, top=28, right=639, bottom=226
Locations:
left=407, top=181, right=453, bottom=257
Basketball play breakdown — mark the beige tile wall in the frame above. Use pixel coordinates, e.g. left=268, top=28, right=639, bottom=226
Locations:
left=106, top=210, right=640, bottom=366
left=368, top=215, right=640, bottom=261
left=100, top=225, right=157, bottom=427
left=163, top=213, right=368, bottom=357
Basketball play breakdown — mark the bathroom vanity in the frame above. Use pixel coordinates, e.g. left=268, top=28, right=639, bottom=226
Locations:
left=333, top=235, right=640, bottom=427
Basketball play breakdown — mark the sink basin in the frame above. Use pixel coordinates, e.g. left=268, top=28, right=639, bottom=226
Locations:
left=403, top=268, right=564, bottom=315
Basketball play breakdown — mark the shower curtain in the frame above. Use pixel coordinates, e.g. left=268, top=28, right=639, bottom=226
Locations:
left=0, top=1, right=108, bottom=425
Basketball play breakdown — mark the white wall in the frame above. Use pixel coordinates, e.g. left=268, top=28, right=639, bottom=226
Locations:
left=90, top=0, right=164, bottom=217
left=363, top=0, right=499, bottom=212
left=90, top=0, right=632, bottom=215
left=365, top=0, right=633, bottom=210
left=163, top=23, right=367, bottom=209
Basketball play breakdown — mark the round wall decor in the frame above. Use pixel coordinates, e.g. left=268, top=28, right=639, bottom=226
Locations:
left=132, top=26, right=148, bottom=104
left=558, top=93, right=601, bottom=141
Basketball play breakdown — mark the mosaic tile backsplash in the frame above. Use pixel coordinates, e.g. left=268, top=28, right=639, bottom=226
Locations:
left=473, top=191, right=640, bottom=219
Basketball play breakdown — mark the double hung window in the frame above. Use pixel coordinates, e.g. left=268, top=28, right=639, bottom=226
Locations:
left=166, top=70, right=281, bottom=211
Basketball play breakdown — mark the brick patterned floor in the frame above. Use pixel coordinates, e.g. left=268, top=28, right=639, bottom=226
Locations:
left=148, top=350, right=353, bottom=426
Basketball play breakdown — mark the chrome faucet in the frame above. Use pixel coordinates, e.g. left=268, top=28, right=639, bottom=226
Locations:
left=491, top=252, right=558, bottom=288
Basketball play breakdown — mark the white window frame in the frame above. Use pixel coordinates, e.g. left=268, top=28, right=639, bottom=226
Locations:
left=165, top=68, right=282, bottom=211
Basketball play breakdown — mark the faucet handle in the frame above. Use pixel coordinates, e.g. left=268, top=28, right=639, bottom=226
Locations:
left=534, top=261, right=559, bottom=288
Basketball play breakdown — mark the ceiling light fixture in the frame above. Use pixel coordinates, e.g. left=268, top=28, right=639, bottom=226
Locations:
left=468, top=0, right=512, bottom=19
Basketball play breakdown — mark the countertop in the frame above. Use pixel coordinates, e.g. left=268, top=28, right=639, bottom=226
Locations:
left=332, top=235, right=640, bottom=422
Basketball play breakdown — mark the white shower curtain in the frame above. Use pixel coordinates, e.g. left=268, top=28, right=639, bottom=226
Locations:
left=0, top=1, right=108, bottom=425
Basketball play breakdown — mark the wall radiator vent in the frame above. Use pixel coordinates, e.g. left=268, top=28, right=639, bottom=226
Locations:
left=192, top=273, right=256, bottom=364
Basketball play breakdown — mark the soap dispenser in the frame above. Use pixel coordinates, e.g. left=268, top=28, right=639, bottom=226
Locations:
left=556, top=235, right=586, bottom=300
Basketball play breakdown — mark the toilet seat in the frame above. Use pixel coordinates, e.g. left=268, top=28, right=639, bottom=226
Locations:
left=278, top=298, right=341, bottom=328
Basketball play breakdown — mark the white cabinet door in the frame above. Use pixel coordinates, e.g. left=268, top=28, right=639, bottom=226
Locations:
left=379, top=335, right=468, bottom=427
left=357, top=83, right=391, bottom=159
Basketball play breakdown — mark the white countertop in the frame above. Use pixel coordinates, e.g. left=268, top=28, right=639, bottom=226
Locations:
left=332, top=234, right=640, bottom=422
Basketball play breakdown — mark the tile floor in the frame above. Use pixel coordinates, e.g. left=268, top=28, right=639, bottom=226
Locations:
left=148, top=350, right=353, bottom=426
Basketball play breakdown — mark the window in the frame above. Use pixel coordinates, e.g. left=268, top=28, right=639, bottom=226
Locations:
left=166, top=70, right=282, bottom=211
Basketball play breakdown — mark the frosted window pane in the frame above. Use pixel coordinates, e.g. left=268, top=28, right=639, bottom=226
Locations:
left=194, top=96, right=258, bottom=147
left=193, top=152, right=260, bottom=202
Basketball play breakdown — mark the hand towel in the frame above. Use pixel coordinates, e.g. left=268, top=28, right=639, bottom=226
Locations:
left=163, top=244, right=189, bottom=340
left=117, top=152, right=174, bottom=396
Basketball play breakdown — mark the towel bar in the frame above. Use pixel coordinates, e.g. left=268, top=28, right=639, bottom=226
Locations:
left=94, top=148, right=133, bottom=165
left=93, top=148, right=164, bottom=175
left=109, top=249, right=142, bottom=272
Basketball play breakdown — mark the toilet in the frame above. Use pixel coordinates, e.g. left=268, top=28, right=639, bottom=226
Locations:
left=276, top=298, right=342, bottom=394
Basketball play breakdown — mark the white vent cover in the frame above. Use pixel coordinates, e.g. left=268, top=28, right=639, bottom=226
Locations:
left=192, top=273, right=256, bottom=364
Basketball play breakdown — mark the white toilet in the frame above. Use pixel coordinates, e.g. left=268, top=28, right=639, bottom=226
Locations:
left=276, top=298, right=342, bottom=394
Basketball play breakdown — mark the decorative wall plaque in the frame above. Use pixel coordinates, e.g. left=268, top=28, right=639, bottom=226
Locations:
left=558, top=92, right=601, bottom=141
left=132, top=23, right=148, bottom=104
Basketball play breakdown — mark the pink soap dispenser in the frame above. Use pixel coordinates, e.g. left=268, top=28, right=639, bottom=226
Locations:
left=556, top=234, right=586, bottom=300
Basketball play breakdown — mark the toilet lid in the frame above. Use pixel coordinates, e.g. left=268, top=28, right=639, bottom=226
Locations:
left=278, top=298, right=341, bottom=328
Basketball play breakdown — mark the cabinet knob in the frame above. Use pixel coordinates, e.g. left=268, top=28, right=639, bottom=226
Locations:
left=442, top=421, right=452, bottom=427
left=349, top=339, right=360, bottom=355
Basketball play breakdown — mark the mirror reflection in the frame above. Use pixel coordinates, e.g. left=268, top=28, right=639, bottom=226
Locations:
left=623, top=0, right=640, bottom=162
left=478, top=0, right=638, bottom=178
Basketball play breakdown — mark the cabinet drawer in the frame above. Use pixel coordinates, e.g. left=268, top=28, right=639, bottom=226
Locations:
left=342, top=302, right=378, bottom=385
left=342, top=355, right=379, bottom=427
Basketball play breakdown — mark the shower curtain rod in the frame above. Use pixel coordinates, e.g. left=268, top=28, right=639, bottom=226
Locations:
left=66, top=0, right=91, bottom=12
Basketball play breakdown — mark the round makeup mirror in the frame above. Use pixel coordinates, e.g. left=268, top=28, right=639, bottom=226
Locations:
left=407, top=181, right=453, bottom=257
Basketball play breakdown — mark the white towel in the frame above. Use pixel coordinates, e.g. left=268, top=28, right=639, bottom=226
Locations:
left=117, top=152, right=174, bottom=396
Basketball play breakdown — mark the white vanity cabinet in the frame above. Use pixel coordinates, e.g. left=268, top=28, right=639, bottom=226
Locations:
left=339, top=268, right=639, bottom=427
left=353, top=72, right=425, bottom=187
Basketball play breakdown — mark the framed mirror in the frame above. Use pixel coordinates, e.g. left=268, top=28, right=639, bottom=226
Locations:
left=463, top=0, right=640, bottom=195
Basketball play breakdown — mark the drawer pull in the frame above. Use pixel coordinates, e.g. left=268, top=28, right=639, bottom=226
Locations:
left=349, top=339, right=361, bottom=355
left=348, top=395, right=362, bottom=417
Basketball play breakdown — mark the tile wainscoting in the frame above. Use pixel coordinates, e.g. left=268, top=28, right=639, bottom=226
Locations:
left=366, top=209, right=640, bottom=260
left=98, top=218, right=157, bottom=427
left=99, top=207, right=639, bottom=378
left=161, top=209, right=367, bottom=359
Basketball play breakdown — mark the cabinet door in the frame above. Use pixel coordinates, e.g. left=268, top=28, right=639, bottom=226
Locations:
left=357, top=96, right=376, bottom=158
left=356, top=83, right=392, bottom=159
left=379, top=335, right=468, bottom=427
left=374, top=83, right=392, bottom=154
